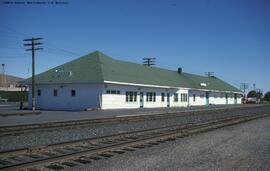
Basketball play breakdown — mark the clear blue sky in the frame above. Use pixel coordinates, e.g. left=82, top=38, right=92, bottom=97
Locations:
left=0, top=0, right=269, bottom=93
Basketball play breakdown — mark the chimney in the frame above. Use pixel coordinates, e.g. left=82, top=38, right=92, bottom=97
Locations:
left=177, top=67, right=182, bottom=74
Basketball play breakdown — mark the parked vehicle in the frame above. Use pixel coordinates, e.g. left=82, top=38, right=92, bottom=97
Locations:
left=243, top=97, right=257, bottom=104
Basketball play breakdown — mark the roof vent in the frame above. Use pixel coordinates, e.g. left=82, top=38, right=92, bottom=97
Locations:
left=177, top=67, right=182, bottom=74
left=200, top=83, right=207, bottom=87
left=54, top=69, right=72, bottom=77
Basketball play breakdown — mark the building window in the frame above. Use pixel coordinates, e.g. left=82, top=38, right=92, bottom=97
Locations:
left=193, top=94, right=196, bottom=102
left=37, top=89, right=41, bottom=96
left=161, top=93, right=165, bottom=102
left=71, top=89, right=76, bottom=97
left=200, top=94, right=204, bottom=98
left=106, top=90, right=120, bottom=94
left=146, top=92, right=156, bottom=102
left=181, top=93, right=187, bottom=102
left=174, top=93, right=178, bottom=102
left=53, top=89, right=58, bottom=96
left=126, top=91, right=137, bottom=102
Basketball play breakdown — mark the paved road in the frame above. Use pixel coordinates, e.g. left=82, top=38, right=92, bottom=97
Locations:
left=66, top=116, right=270, bottom=171
left=0, top=104, right=263, bottom=126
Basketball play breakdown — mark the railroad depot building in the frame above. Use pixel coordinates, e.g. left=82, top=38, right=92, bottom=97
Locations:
left=23, top=51, right=243, bottom=110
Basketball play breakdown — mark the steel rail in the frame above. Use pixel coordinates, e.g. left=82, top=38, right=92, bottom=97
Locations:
left=0, top=113, right=268, bottom=171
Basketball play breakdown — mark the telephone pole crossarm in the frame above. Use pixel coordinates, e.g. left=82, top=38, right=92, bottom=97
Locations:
left=142, top=57, right=156, bottom=66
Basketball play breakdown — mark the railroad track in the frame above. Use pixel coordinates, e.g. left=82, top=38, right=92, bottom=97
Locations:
left=0, top=105, right=267, bottom=137
left=0, top=113, right=268, bottom=171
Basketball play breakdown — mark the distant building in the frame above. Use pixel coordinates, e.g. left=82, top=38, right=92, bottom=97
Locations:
left=22, top=51, right=243, bottom=110
left=0, top=74, right=24, bottom=91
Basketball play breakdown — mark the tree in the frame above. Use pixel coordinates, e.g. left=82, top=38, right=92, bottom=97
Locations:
left=264, top=92, right=270, bottom=101
left=257, top=91, right=263, bottom=99
left=247, top=90, right=257, bottom=97
left=247, top=90, right=263, bottom=99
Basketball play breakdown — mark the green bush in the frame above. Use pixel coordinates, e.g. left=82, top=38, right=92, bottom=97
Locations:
left=0, top=91, right=28, bottom=102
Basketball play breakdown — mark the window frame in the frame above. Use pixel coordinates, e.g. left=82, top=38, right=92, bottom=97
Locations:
left=126, top=91, right=137, bottom=102
left=146, top=92, right=156, bottom=102
left=181, top=93, right=187, bottom=102
left=174, top=93, right=178, bottom=102
left=106, top=89, right=120, bottom=95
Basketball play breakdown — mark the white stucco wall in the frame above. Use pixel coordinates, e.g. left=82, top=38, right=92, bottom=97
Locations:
left=227, top=93, right=235, bottom=104
left=27, top=82, right=242, bottom=110
left=28, top=83, right=102, bottom=110
left=188, top=90, right=206, bottom=106
left=188, top=90, right=242, bottom=106
left=237, top=94, right=242, bottom=104
left=170, top=89, right=189, bottom=107
left=209, top=92, right=226, bottom=105
left=101, top=83, right=189, bottom=109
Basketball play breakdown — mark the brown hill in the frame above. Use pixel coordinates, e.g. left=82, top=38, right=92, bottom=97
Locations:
left=0, top=74, right=24, bottom=87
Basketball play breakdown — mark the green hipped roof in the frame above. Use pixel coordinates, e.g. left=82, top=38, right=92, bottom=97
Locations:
left=22, top=51, right=242, bottom=93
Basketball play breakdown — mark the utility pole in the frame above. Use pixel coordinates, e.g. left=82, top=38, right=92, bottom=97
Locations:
left=1, top=64, right=7, bottom=89
left=142, top=57, right=156, bottom=66
left=24, top=37, right=43, bottom=111
left=204, top=72, right=215, bottom=77
left=240, top=83, right=249, bottom=99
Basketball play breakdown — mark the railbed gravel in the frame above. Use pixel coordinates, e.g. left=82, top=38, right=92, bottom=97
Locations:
left=65, top=114, right=270, bottom=171
left=0, top=106, right=270, bottom=151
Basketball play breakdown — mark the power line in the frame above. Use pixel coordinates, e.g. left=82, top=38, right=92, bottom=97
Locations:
left=0, top=55, right=27, bottom=58
left=0, top=33, right=24, bottom=39
left=44, top=43, right=82, bottom=56
left=0, top=24, right=30, bottom=38
left=0, top=47, right=25, bottom=50
left=0, top=25, right=81, bottom=57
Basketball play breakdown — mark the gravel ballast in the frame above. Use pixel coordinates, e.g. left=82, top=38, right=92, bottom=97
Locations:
left=65, top=115, right=270, bottom=171
left=0, top=106, right=270, bottom=152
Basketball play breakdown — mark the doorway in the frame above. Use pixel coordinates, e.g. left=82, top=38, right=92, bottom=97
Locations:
left=140, top=92, right=144, bottom=108
left=206, top=92, right=209, bottom=105
left=167, top=93, right=170, bottom=107
left=234, top=94, right=237, bottom=104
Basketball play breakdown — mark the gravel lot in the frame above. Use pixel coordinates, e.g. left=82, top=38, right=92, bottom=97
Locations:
left=0, top=106, right=269, bottom=152
left=65, top=116, right=270, bottom=171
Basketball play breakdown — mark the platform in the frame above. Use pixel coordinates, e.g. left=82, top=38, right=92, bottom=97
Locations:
left=0, top=104, right=263, bottom=127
